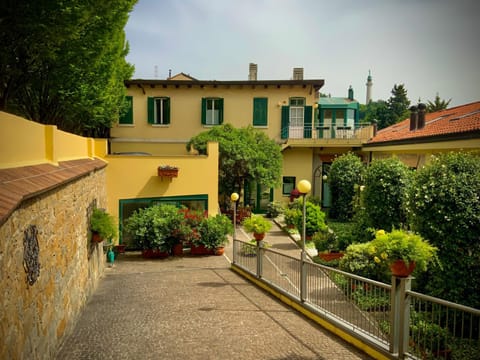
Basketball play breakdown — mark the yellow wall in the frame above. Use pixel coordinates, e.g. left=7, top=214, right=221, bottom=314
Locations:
left=105, top=142, right=219, bottom=217
left=111, top=84, right=318, bottom=154
left=0, top=111, right=107, bottom=168
left=277, top=147, right=314, bottom=203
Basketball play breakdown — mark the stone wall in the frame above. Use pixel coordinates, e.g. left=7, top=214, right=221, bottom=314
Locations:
left=0, top=168, right=107, bottom=359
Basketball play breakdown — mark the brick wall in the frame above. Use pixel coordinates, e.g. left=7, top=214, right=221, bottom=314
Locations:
left=0, top=168, right=107, bottom=359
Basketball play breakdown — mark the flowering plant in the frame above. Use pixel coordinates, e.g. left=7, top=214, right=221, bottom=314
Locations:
left=370, top=229, right=439, bottom=273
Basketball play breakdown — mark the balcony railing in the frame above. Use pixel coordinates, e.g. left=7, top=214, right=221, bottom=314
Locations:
left=281, top=123, right=374, bottom=141
left=233, top=239, right=480, bottom=359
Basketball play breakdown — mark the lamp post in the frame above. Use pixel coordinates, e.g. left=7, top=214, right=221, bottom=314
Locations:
left=297, top=179, right=311, bottom=302
left=230, top=192, right=239, bottom=241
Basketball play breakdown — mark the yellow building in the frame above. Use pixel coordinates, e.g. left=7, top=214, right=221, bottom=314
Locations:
left=112, top=65, right=375, bottom=211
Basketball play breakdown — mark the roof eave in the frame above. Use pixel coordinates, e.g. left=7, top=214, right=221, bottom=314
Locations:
left=364, top=130, right=480, bottom=148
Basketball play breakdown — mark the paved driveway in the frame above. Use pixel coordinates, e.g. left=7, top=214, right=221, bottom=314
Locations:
left=56, top=246, right=371, bottom=360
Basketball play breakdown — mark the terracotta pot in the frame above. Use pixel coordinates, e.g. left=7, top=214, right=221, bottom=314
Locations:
left=190, top=244, right=214, bottom=255
left=390, top=259, right=416, bottom=277
left=142, top=249, right=169, bottom=259
left=253, top=232, right=265, bottom=241
left=91, top=232, right=103, bottom=243
left=214, top=247, right=225, bottom=256
left=157, top=169, right=179, bottom=178
left=172, top=243, right=183, bottom=256
left=318, top=252, right=344, bottom=262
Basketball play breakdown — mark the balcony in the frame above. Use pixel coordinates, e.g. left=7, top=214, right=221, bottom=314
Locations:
left=280, top=123, right=375, bottom=149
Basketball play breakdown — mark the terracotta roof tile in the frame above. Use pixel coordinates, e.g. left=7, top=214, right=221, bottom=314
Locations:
left=368, top=101, right=480, bottom=144
left=0, top=158, right=107, bottom=226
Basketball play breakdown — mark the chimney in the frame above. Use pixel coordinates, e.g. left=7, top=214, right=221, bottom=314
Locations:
left=409, top=105, right=418, bottom=131
left=248, top=63, right=257, bottom=80
left=348, top=86, right=354, bottom=100
left=293, top=67, right=304, bottom=80
left=417, top=103, right=426, bottom=129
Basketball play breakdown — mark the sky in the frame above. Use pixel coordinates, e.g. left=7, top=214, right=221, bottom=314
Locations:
left=125, top=0, right=480, bottom=106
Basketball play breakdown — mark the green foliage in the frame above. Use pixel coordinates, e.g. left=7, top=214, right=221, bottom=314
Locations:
left=292, top=200, right=327, bottom=237
left=283, top=208, right=298, bottom=228
left=312, top=230, right=337, bottom=252
left=406, top=152, right=480, bottom=308
left=0, top=1, right=136, bottom=136
left=196, top=214, right=233, bottom=249
left=125, top=204, right=184, bottom=252
left=242, top=215, right=272, bottom=234
left=339, top=243, right=389, bottom=282
left=426, top=93, right=451, bottom=113
left=386, top=84, right=411, bottom=127
left=326, top=221, right=357, bottom=250
left=362, top=157, right=412, bottom=231
left=328, top=153, right=365, bottom=220
left=370, top=229, right=439, bottom=273
left=90, top=208, right=117, bottom=241
left=265, top=201, right=283, bottom=218
left=186, top=124, right=282, bottom=201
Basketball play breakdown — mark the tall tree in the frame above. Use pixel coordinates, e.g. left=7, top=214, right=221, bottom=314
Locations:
left=0, top=0, right=136, bottom=137
left=360, top=100, right=391, bottom=129
left=186, top=124, right=282, bottom=202
left=426, top=93, right=451, bottom=113
left=387, top=84, right=410, bottom=126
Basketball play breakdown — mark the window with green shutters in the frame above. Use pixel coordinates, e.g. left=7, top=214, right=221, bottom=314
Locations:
left=201, top=98, right=223, bottom=125
left=119, top=96, right=133, bottom=125
left=253, top=98, right=268, bottom=126
left=147, top=97, right=170, bottom=125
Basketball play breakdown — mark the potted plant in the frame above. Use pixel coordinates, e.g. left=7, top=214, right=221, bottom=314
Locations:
left=90, top=208, right=118, bottom=243
left=125, top=204, right=184, bottom=258
left=242, top=214, right=272, bottom=241
left=313, top=230, right=344, bottom=261
left=157, top=165, right=179, bottom=178
left=370, top=229, right=439, bottom=277
left=192, top=214, right=233, bottom=255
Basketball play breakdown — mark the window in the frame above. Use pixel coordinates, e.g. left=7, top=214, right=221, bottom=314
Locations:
left=201, top=98, right=223, bottom=125
left=282, top=176, right=296, bottom=196
left=289, top=97, right=305, bottom=127
left=119, top=96, right=133, bottom=125
left=147, top=97, right=170, bottom=125
left=253, top=98, right=268, bottom=126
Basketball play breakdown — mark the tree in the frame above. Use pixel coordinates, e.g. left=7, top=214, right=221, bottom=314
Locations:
left=387, top=84, right=410, bottom=127
left=426, top=93, right=451, bottom=113
left=0, top=1, right=136, bottom=137
left=328, top=153, right=365, bottom=221
left=406, top=152, right=480, bottom=308
left=362, top=157, right=411, bottom=231
left=360, top=100, right=391, bottom=129
left=186, top=124, right=282, bottom=201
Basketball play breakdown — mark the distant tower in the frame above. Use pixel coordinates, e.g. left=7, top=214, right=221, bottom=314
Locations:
left=366, top=70, right=373, bottom=104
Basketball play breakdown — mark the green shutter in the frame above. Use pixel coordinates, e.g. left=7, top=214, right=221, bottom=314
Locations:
left=218, top=98, right=224, bottom=124
left=281, top=106, right=289, bottom=139
left=163, top=98, right=170, bottom=124
left=119, top=96, right=133, bottom=124
left=147, top=97, right=154, bottom=124
left=201, top=98, right=206, bottom=125
left=253, top=98, right=268, bottom=126
left=304, top=106, right=312, bottom=138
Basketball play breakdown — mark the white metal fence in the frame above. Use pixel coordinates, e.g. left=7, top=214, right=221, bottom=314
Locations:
left=232, top=239, right=480, bottom=359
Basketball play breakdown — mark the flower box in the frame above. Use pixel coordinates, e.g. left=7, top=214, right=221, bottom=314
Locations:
left=157, top=166, right=179, bottom=178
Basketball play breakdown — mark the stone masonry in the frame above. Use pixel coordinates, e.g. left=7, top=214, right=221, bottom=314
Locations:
left=0, top=168, right=107, bottom=359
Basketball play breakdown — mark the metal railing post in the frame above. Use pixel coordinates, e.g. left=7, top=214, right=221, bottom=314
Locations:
left=256, top=240, right=263, bottom=278
left=390, top=276, right=412, bottom=358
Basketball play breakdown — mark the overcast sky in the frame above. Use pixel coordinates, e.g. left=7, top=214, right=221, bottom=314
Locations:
left=125, top=0, right=479, bottom=106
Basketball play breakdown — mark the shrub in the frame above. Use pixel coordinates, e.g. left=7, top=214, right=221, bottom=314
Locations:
left=406, top=152, right=480, bottom=308
left=125, top=204, right=184, bottom=252
left=328, top=153, right=365, bottom=221
left=326, top=221, right=357, bottom=250
left=242, top=214, right=272, bottom=234
left=293, top=199, right=327, bottom=237
left=339, top=242, right=389, bottom=283
left=90, top=208, right=117, bottom=241
left=312, top=230, right=336, bottom=252
left=362, top=157, right=412, bottom=231
left=265, top=201, right=283, bottom=218
left=195, top=214, right=233, bottom=249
